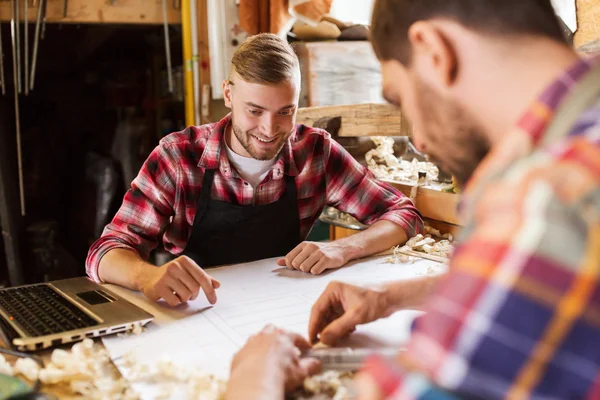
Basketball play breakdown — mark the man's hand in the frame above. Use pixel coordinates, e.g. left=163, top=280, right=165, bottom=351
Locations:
left=137, top=255, right=221, bottom=306
left=277, top=241, right=348, bottom=275
left=226, top=326, right=321, bottom=399
left=308, top=281, right=392, bottom=346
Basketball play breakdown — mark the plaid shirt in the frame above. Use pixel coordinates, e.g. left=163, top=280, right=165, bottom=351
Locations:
left=86, top=114, right=422, bottom=281
left=364, top=57, right=600, bottom=399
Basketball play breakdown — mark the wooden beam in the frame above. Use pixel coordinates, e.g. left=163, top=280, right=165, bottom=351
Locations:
left=0, top=0, right=182, bottom=25
left=296, top=103, right=412, bottom=137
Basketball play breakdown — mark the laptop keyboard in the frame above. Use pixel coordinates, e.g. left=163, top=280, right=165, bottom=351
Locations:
left=0, top=285, right=98, bottom=337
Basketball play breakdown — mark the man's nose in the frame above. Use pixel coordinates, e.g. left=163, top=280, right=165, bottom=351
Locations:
left=260, top=116, right=279, bottom=137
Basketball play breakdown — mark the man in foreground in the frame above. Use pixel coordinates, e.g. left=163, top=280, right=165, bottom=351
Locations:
left=226, top=0, right=600, bottom=398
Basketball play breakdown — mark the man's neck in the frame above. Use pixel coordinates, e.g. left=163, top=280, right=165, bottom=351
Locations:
left=462, top=39, right=580, bottom=147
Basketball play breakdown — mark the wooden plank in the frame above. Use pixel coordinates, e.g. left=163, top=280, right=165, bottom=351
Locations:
left=382, top=180, right=461, bottom=226
left=575, top=0, right=600, bottom=49
left=296, top=103, right=412, bottom=137
left=0, top=0, right=181, bottom=25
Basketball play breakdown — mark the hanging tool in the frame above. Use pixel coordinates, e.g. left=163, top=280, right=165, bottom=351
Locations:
left=11, top=0, right=26, bottom=215
left=41, top=0, right=47, bottom=39
left=63, top=0, right=68, bottom=18
left=0, top=21, right=5, bottom=95
left=15, top=0, right=21, bottom=93
left=30, top=0, right=43, bottom=91
left=161, top=0, right=174, bottom=93
left=24, top=0, right=29, bottom=95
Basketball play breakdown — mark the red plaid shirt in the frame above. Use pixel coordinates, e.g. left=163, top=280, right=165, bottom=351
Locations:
left=86, top=114, right=423, bottom=281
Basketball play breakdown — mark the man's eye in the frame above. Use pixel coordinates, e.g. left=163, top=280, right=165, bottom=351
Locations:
left=280, top=109, right=294, bottom=116
left=248, top=109, right=263, bottom=116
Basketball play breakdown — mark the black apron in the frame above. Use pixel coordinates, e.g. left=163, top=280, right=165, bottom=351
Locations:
left=183, top=169, right=301, bottom=267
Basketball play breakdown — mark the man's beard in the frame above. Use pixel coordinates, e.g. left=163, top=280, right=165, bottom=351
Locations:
left=231, top=120, right=289, bottom=161
left=416, top=79, right=490, bottom=188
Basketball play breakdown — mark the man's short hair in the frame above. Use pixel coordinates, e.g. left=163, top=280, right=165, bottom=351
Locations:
left=229, top=33, right=299, bottom=85
left=371, top=0, right=567, bottom=64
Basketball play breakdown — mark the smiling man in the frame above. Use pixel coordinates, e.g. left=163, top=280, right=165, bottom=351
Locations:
left=86, top=33, right=422, bottom=306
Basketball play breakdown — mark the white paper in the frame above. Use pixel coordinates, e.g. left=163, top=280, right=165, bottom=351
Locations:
left=552, top=0, right=577, bottom=32
left=102, top=255, right=445, bottom=399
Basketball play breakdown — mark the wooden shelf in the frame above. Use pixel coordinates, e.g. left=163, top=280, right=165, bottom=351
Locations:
left=0, top=0, right=182, bottom=25
left=382, top=180, right=461, bottom=226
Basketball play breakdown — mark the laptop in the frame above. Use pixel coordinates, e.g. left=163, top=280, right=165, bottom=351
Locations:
left=0, top=277, right=154, bottom=351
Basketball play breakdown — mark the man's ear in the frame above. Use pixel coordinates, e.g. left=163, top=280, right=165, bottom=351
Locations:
left=222, top=80, right=233, bottom=108
left=408, top=21, right=458, bottom=91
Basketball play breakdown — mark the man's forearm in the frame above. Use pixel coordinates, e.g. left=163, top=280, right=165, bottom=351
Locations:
left=336, top=220, right=408, bottom=263
left=98, top=248, right=155, bottom=290
left=382, top=275, right=444, bottom=312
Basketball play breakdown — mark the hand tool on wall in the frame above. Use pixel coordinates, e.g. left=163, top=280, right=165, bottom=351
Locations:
left=162, top=0, right=174, bottom=93
left=15, top=0, right=21, bottom=93
left=0, top=21, right=5, bottom=95
left=63, top=0, right=68, bottom=18
left=10, top=0, right=26, bottom=215
left=30, top=0, right=43, bottom=90
left=24, top=0, right=28, bottom=95
left=40, top=0, right=46, bottom=39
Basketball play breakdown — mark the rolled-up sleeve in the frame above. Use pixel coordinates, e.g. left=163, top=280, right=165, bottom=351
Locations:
left=85, top=143, right=179, bottom=282
left=324, top=138, right=423, bottom=238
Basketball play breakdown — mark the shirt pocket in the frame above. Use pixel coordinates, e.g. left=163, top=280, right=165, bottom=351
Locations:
left=297, top=179, right=326, bottom=221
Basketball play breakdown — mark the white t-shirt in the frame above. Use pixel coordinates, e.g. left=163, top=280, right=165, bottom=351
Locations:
left=223, top=139, right=276, bottom=187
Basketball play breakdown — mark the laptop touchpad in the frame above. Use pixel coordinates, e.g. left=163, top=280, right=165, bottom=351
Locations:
left=77, top=290, right=114, bottom=305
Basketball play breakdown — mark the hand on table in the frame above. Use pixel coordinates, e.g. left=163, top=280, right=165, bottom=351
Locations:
left=277, top=241, right=348, bottom=275
left=137, top=255, right=221, bottom=306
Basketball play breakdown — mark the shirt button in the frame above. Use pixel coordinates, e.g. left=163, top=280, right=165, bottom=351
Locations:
left=244, top=182, right=249, bottom=186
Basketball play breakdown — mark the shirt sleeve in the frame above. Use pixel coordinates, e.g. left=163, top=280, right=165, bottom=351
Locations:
left=360, top=356, right=460, bottom=400
left=324, top=137, right=423, bottom=238
left=85, top=143, right=179, bottom=282
left=397, top=162, right=599, bottom=398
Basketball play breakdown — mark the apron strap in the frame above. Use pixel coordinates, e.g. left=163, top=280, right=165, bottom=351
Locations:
left=192, top=169, right=216, bottom=226
left=543, top=64, right=600, bottom=146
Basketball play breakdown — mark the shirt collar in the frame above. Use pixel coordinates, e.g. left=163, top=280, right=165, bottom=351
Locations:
left=198, top=113, right=299, bottom=179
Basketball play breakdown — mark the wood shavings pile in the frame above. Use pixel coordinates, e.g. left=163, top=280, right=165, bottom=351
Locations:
left=119, top=353, right=226, bottom=400
left=0, top=339, right=139, bottom=399
left=365, top=137, right=439, bottom=184
left=293, top=370, right=354, bottom=400
left=0, top=339, right=226, bottom=400
left=385, top=226, right=455, bottom=265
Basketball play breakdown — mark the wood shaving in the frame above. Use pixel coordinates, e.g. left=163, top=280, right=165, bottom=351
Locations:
left=294, top=370, right=354, bottom=400
left=118, top=322, right=145, bottom=338
left=385, top=227, right=456, bottom=265
left=14, top=357, right=40, bottom=381
left=0, top=354, right=14, bottom=376
left=4, top=339, right=225, bottom=400
left=366, top=137, right=439, bottom=184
